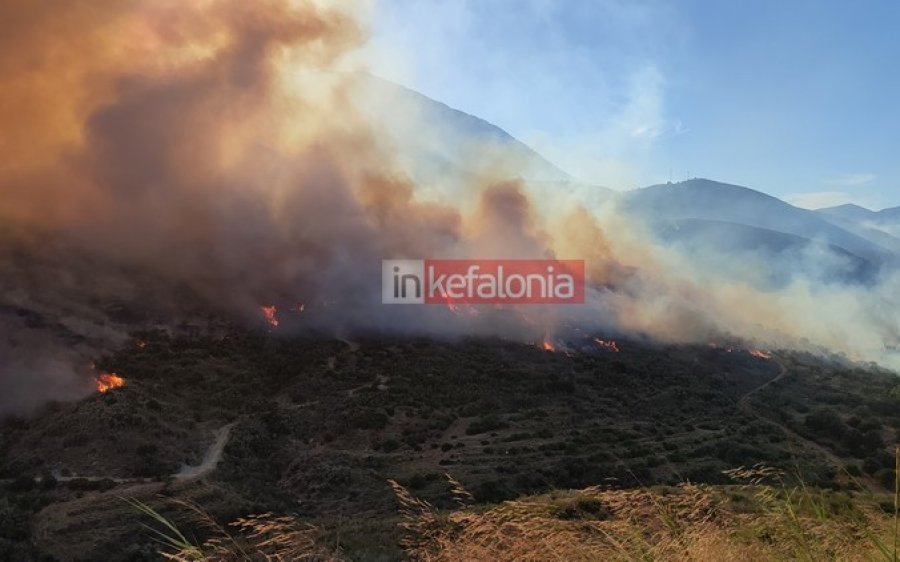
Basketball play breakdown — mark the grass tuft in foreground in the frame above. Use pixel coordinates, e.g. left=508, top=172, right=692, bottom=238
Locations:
left=137, top=451, right=900, bottom=561
left=127, top=497, right=342, bottom=561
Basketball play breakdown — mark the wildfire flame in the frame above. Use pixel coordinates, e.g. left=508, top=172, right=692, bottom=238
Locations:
left=594, top=338, right=620, bottom=352
left=749, top=349, right=772, bottom=360
left=260, top=305, right=278, bottom=328
left=96, top=372, right=125, bottom=393
left=442, top=300, right=480, bottom=317
left=541, top=340, right=556, bottom=352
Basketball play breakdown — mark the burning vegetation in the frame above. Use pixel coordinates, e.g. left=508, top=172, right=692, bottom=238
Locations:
left=95, top=371, right=124, bottom=393
left=260, top=305, right=279, bottom=329
left=594, top=338, right=620, bottom=352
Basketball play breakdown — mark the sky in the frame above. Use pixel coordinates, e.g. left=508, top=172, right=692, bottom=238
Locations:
left=366, top=0, right=900, bottom=210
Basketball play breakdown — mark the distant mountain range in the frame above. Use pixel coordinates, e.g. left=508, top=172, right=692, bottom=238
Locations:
left=818, top=203, right=900, bottom=223
left=623, top=179, right=893, bottom=261
left=369, top=77, right=900, bottom=284
left=619, top=179, right=900, bottom=285
left=815, top=203, right=900, bottom=253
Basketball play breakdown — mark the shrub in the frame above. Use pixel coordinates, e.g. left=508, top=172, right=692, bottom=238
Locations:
left=875, top=468, right=896, bottom=490
left=376, top=439, right=400, bottom=453
left=466, top=415, right=507, bottom=436
left=0, top=499, right=28, bottom=540
left=351, top=410, right=389, bottom=431
left=805, top=408, right=847, bottom=438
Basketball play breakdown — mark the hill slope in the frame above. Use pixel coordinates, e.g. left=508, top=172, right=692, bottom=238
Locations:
left=621, top=179, right=896, bottom=277
left=2, top=330, right=899, bottom=560
left=354, top=75, right=573, bottom=187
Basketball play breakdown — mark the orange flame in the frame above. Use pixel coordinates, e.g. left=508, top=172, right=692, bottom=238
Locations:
left=749, top=349, right=772, bottom=359
left=541, top=340, right=556, bottom=352
left=441, top=299, right=480, bottom=317
left=594, top=338, right=620, bottom=352
left=260, top=305, right=278, bottom=328
left=96, top=372, right=125, bottom=393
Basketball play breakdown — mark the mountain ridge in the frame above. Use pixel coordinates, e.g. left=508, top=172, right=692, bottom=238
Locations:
left=818, top=203, right=900, bottom=217
left=619, top=178, right=895, bottom=267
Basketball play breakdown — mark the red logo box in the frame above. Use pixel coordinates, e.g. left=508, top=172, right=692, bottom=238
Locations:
left=423, top=259, right=584, bottom=304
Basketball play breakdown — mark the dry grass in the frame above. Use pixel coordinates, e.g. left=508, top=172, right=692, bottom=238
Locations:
left=389, top=457, right=900, bottom=562
left=128, top=498, right=342, bottom=561
left=136, top=450, right=900, bottom=562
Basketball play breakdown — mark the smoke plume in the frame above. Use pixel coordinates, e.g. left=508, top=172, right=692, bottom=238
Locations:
left=1, top=0, right=898, bottom=415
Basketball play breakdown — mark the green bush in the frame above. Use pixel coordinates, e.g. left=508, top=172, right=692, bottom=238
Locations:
left=804, top=408, right=847, bottom=437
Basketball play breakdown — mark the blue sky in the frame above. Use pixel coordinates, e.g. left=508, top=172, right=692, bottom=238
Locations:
left=367, top=0, right=900, bottom=210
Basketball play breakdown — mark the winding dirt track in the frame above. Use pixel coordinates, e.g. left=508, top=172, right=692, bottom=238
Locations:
left=737, top=358, right=788, bottom=407
left=174, top=422, right=235, bottom=480
left=9, top=422, right=238, bottom=487
left=737, top=359, right=853, bottom=478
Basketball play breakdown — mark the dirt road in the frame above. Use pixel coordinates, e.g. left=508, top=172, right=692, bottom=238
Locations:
left=174, top=422, right=235, bottom=480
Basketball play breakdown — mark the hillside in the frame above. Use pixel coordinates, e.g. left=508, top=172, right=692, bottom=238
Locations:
left=818, top=203, right=900, bottom=245
left=622, top=179, right=893, bottom=263
left=653, top=218, right=880, bottom=285
left=818, top=203, right=881, bottom=222
left=819, top=203, right=900, bottom=223
left=1, top=330, right=898, bottom=560
left=353, top=75, right=572, bottom=187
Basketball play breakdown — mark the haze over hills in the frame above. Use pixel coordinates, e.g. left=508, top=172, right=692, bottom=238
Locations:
left=621, top=179, right=896, bottom=263
left=816, top=203, right=900, bottom=245
left=819, top=203, right=900, bottom=222
left=354, top=75, right=574, bottom=188
left=818, top=203, right=883, bottom=222
left=615, top=178, right=900, bottom=285
left=360, top=80, right=900, bottom=285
